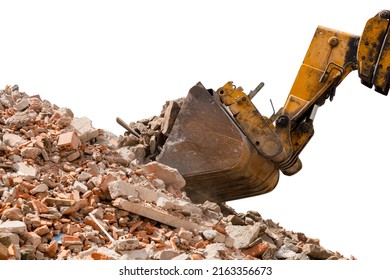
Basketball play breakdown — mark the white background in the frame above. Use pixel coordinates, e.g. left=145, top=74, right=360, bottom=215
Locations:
left=0, top=0, right=389, bottom=270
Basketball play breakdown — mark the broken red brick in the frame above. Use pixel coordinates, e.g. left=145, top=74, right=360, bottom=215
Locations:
left=57, top=131, right=80, bottom=150
left=84, top=216, right=102, bottom=232
left=66, top=224, right=82, bottom=235
left=213, top=225, right=227, bottom=235
left=42, top=197, right=75, bottom=207
left=144, top=222, right=157, bottom=235
left=61, top=199, right=88, bottom=215
left=195, top=240, right=209, bottom=249
left=39, top=219, right=53, bottom=227
left=103, top=212, right=117, bottom=224
left=0, top=243, right=8, bottom=260
left=98, top=173, right=116, bottom=197
left=82, top=190, right=93, bottom=199
left=242, top=242, right=270, bottom=258
left=30, top=200, right=49, bottom=214
left=7, top=244, right=17, bottom=259
left=91, top=252, right=109, bottom=260
left=34, top=225, right=50, bottom=236
left=62, top=235, right=82, bottom=247
left=129, top=221, right=143, bottom=234
left=191, top=253, right=204, bottom=260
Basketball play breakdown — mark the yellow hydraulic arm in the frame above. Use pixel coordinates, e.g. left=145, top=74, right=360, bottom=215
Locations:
left=218, top=10, right=390, bottom=176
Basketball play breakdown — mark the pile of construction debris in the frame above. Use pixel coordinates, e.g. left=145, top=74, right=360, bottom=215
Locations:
left=0, top=85, right=353, bottom=260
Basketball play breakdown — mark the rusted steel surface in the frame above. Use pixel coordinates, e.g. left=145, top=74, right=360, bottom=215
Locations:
left=157, top=83, right=279, bottom=203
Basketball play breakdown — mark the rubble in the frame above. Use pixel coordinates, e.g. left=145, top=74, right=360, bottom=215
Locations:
left=0, top=85, right=354, bottom=260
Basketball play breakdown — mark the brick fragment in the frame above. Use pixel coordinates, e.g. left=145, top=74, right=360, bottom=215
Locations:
left=1, top=207, right=24, bottom=221
left=62, top=235, right=82, bottom=247
left=91, top=252, right=109, bottom=260
left=15, top=99, right=30, bottom=111
left=57, top=131, right=80, bottom=150
left=0, top=243, right=8, bottom=260
left=30, top=200, right=49, bottom=214
left=242, top=242, right=270, bottom=258
left=34, top=225, right=50, bottom=236
left=20, top=146, right=41, bottom=159
left=70, top=117, right=99, bottom=142
left=66, top=224, right=82, bottom=235
left=98, top=173, right=117, bottom=198
left=190, top=253, right=204, bottom=260
left=30, top=183, right=49, bottom=195
left=84, top=216, right=102, bottom=232
left=8, top=244, right=19, bottom=259
left=43, top=197, right=75, bottom=207
left=23, top=232, right=42, bottom=247
left=129, top=221, right=143, bottom=234
left=195, top=240, right=208, bottom=249
left=67, top=150, right=80, bottom=161
left=103, top=212, right=116, bottom=224
left=61, top=199, right=88, bottom=215
left=46, top=241, right=58, bottom=258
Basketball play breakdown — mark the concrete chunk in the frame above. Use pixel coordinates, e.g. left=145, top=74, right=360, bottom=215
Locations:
left=67, top=150, right=80, bottom=161
left=202, top=229, right=218, bottom=241
left=108, top=181, right=138, bottom=200
left=3, top=133, right=26, bottom=147
left=0, top=221, right=27, bottom=234
left=156, top=250, right=181, bottom=260
left=30, top=183, right=49, bottom=195
left=204, top=243, right=226, bottom=260
left=20, top=147, right=42, bottom=159
left=58, top=107, right=74, bottom=118
left=15, top=99, right=30, bottom=111
left=227, top=214, right=246, bottom=225
left=114, top=237, right=139, bottom=252
left=120, top=248, right=149, bottom=260
left=156, top=197, right=175, bottom=210
left=202, top=200, right=221, bottom=213
left=302, top=244, right=334, bottom=260
left=72, top=181, right=88, bottom=194
left=71, top=117, right=99, bottom=142
left=139, top=161, right=185, bottom=190
left=225, top=223, right=262, bottom=249
left=161, top=100, right=180, bottom=136
left=135, top=184, right=168, bottom=203
left=113, top=198, right=205, bottom=231
left=275, top=246, right=297, bottom=259
left=12, top=162, right=39, bottom=179
left=5, top=110, right=37, bottom=128
left=0, top=233, right=20, bottom=247
left=1, top=208, right=24, bottom=221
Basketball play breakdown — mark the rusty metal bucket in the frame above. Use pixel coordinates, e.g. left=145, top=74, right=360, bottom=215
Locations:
left=157, top=82, right=279, bottom=203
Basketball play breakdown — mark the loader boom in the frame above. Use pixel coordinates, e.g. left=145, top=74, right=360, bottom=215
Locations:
left=157, top=10, right=390, bottom=203
left=218, top=10, right=390, bottom=176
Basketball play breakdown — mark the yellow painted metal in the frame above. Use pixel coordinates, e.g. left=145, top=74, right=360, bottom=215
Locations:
left=157, top=83, right=280, bottom=203
left=358, top=10, right=390, bottom=94
left=218, top=82, right=283, bottom=160
left=157, top=10, right=390, bottom=203
left=283, top=26, right=359, bottom=121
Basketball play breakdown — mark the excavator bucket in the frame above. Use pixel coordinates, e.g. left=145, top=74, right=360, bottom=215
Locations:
left=157, top=82, right=279, bottom=203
